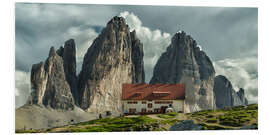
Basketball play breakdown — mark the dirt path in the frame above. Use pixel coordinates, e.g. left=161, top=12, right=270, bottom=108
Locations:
left=146, top=114, right=164, bottom=120
left=175, top=113, right=188, bottom=120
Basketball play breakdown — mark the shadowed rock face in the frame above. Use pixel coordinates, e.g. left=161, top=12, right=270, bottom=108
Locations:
left=150, top=31, right=216, bottom=113
left=77, top=16, right=145, bottom=113
left=237, top=88, right=248, bottom=105
left=57, top=39, right=78, bottom=104
left=28, top=47, right=75, bottom=110
left=214, top=75, right=248, bottom=109
left=130, top=30, right=145, bottom=83
left=28, top=62, right=47, bottom=105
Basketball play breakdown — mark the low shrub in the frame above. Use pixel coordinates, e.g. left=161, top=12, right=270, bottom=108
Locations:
left=206, top=115, right=214, bottom=118
left=247, top=104, right=258, bottom=110
left=161, top=119, right=181, bottom=125
left=199, top=123, right=226, bottom=130
left=219, top=119, right=242, bottom=127
left=167, top=112, right=178, bottom=116
left=206, top=118, right=218, bottom=123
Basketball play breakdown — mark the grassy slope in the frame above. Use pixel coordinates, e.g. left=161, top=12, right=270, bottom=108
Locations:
left=16, top=104, right=258, bottom=133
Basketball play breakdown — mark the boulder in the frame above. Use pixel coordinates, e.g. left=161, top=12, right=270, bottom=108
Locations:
left=169, top=120, right=203, bottom=131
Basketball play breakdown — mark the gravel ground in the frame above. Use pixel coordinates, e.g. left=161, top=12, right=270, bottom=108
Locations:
left=15, top=105, right=98, bottom=130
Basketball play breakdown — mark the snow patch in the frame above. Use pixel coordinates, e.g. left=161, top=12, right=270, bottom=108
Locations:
left=176, top=30, right=182, bottom=34
left=197, top=45, right=202, bottom=51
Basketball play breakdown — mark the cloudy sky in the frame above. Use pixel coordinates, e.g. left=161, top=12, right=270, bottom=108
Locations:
left=15, top=3, right=258, bottom=108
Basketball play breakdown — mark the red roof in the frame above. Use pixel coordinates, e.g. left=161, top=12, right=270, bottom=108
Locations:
left=122, top=84, right=185, bottom=100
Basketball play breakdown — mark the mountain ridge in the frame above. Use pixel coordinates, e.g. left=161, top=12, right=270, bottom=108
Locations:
left=16, top=16, right=249, bottom=130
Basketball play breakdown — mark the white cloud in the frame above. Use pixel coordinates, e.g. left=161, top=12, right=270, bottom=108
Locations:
left=213, top=57, right=258, bottom=104
left=15, top=70, right=31, bottom=108
left=119, top=11, right=171, bottom=82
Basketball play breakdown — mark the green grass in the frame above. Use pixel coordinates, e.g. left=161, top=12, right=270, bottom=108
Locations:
left=217, top=105, right=257, bottom=127
left=206, top=118, right=218, bottom=123
left=16, top=129, right=38, bottom=133
left=187, top=104, right=258, bottom=128
left=16, top=104, right=258, bottom=133
left=160, top=119, right=182, bottom=125
left=199, top=123, right=227, bottom=130
left=60, top=115, right=159, bottom=132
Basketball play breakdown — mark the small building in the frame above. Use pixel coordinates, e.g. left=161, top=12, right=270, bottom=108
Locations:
left=122, top=84, right=185, bottom=115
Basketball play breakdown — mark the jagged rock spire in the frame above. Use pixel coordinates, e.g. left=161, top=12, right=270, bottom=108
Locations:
left=27, top=40, right=76, bottom=110
left=56, top=39, right=78, bottom=104
left=214, top=75, right=248, bottom=109
left=77, top=16, right=145, bottom=113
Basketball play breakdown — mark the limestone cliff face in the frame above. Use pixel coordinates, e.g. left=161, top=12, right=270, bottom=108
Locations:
left=150, top=31, right=216, bottom=113
left=214, top=75, right=248, bottom=109
left=27, top=46, right=75, bottom=110
left=130, top=31, right=145, bottom=83
left=237, top=88, right=248, bottom=105
left=56, top=39, right=78, bottom=104
left=28, top=62, right=47, bottom=105
left=77, top=16, right=145, bottom=113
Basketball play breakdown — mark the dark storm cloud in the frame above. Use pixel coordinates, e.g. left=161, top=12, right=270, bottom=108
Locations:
left=15, top=3, right=118, bottom=72
left=112, top=6, right=258, bottom=60
left=15, top=3, right=258, bottom=108
left=16, top=3, right=258, bottom=71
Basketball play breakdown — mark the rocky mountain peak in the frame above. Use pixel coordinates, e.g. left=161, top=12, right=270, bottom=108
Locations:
left=130, top=30, right=137, bottom=39
left=150, top=31, right=215, bottom=113
left=56, top=39, right=78, bottom=104
left=170, top=31, right=197, bottom=48
left=28, top=62, right=47, bottom=105
left=171, top=31, right=186, bottom=43
left=107, top=16, right=127, bottom=28
left=77, top=17, right=144, bottom=113
left=214, top=75, right=248, bottom=109
left=48, top=46, right=57, bottom=57
left=215, top=75, right=232, bottom=88
left=65, top=39, right=75, bottom=46
left=237, top=88, right=248, bottom=105
left=238, top=88, right=245, bottom=96
left=27, top=40, right=76, bottom=110
left=131, top=30, right=145, bottom=83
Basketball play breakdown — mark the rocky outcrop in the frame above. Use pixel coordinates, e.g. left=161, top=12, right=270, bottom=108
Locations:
left=56, top=39, right=78, bottom=104
left=27, top=46, right=75, bottom=110
left=130, top=31, right=145, bottom=83
left=169, top=120, right=203, bottom=131
left=150, top=31, right=216, bottom=113
left=214, top=75, right=248, bottom=109
left=77, top=16, right=145, bottom=113
left=28, top=62, right=47, bottom=105
left=237, top=88, right=248, bottom=105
